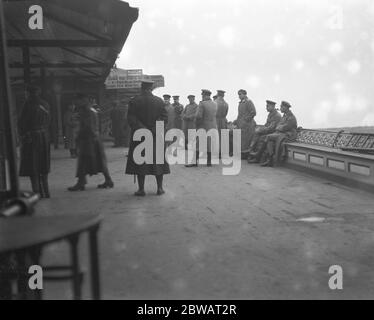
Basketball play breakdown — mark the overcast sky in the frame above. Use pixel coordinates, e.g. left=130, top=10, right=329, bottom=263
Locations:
left=117, top=0, right=374, bottom=128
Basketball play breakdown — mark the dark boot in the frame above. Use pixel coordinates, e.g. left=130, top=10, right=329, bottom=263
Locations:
left=207, top=152, right=212, bottom=167
left=68, top=176, right=86, bottom=191
left=39, top=174, right=50, bottom=198
left=30, top=175, right=40, bottom=195
left=156, top=175, right=165, bottom=195
left=135, top=175, right=146, bottom=196
left=260, top=155, right=274, bottom=167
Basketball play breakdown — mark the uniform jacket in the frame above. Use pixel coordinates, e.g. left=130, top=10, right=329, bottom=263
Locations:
left=196, top=99, right=217, bottom=131
left=275, top=110, right=298, bottom=140
left=182, top=102, right=198, bottom=131
left=165, top=102, right=175, bottom=131
left=257, top=109, right=282, bottom=135
left=172, top=102, right=184, bottom=130
left=216, top=97, right=229, bottom=131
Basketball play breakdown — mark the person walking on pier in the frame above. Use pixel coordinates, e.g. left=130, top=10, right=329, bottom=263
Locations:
left=68, top=93, right=114, bottom=191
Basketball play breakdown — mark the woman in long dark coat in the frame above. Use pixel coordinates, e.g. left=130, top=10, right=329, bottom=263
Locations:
left=18, top=85, right=51, bottom=198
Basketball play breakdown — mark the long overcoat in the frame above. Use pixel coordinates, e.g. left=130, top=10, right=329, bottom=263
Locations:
left=236, top=97, right=256, bottom=153
left=125, top=92, right=170, bottom=176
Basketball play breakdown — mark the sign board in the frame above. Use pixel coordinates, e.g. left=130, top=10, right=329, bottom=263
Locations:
left=105, top=69, right=165, bottom=90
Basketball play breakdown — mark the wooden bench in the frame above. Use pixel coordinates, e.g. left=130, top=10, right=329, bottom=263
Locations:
left=284, top=129, right=374, bottom=191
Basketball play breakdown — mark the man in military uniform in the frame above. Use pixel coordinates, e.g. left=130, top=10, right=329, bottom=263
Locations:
left=234, top=89, right=257, bottom=159
left=163, top=94, right=174, bottom=132
left=261, top=101, right=298, bottom=167
left=247, top=100, right=282, bottom=163
left=215, top=90, right=229, bottom=158
left=172, top=95, right=184, bottom=131
left=186, top=89, right=217, bottom=167
left=182, top=95, right=198, bottom=149
left=126, top=81, right=170, bottom=196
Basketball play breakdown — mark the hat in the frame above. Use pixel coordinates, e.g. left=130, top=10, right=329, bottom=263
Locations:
left=172, top=95, right=180, bottom=99
left=187, top=95, right=195, bottom=99
left=238, top=89, right=247, bottom=95
left=281, top=101, right=292, bottom=109
left=141, top=80, right=154, bottom=90
left=163, top=94, right=171, bottom=99
left=213, top=95, right=218, bottom=99
left=201, top=89, right=212, bottom=96
left=217, top=90, right=225, bottom=96
left=266, top=100, right=276, bottom=106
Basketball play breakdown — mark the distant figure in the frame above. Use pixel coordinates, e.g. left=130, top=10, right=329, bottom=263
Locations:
left=172, top=95, right=184, bottom=130
left=182, top=95, right=198, bottom=149
left=64, top=103, right=79, bottom=158
left=163, top=94, right=174, bottom=132
left=110, top=101, right=127, bottom=147
left=215, top=90, right=229, bottom=157
left=247, top=100, right=282, bottom=163
left=261, top=101, right=298, bottom=167
left=18, top=85, right=51, bottom=198
left=234, top=89, right=256, bottom=159
left=68, top=93, right=114, bottom=191
left=89, top=96, right=101, bottom=112
left=126, top=81, right=170, bottom=196
left=186, top=89, right=217, bottom=167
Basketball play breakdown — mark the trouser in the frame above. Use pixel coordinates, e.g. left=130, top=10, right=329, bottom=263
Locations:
left=30, top=174, right=50, bottom=198
left=137, top=174, right=163, bottom=190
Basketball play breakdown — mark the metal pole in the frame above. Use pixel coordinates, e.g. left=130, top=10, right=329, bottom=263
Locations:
left=0, top=0, right=20, bottom=198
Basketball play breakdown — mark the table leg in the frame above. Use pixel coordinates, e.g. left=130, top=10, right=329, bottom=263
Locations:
left=68, top=235, right=81, bottom=300
left=89, top=225, right=101, bottom=300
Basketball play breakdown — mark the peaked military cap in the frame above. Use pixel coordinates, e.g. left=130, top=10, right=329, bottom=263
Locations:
left=266, top=100, right=276, bottom=106
left=238, top=89, right=247, bottom=95
left=172, top=95, right=180, bottom=99
left=217, top=90, right=226, bottom=96
left=281, top=101, right=292, bottom=108
left=201, top=89, right=212, bottom=95
left=163, top=94, right=171, bottom=99
left=141, top=80, right=154, bottom=90
left=187, top=95, right=195, bottom=99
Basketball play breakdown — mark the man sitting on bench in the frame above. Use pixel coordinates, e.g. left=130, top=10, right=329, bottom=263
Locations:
left=247, top=100, right=282, bottom=164
left=261, top=101, right=298, bottom=167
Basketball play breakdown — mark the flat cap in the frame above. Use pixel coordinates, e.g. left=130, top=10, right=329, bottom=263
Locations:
left=201, top=89, right=212, bottom=95
left=281, top=101, right=292, bottom=108
left=266, top=100, right=276, bottom=106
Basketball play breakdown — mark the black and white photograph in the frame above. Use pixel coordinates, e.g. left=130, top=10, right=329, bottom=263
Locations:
left=0, top=0, right=374, bottom=307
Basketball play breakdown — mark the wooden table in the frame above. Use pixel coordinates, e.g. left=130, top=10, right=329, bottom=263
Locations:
left=0, top=214, right=102, bottom=300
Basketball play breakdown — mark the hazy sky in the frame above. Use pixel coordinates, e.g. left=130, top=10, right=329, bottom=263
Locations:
left=117, top=0, right=374, bottom=128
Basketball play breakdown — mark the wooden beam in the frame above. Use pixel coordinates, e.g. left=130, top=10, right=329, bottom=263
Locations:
left=60, top=47, right=107, bottom=64
left=10, top=62, right=107, bottom=68
left=44, top=11, right=111, bottom=41
left=7, top=40, right=115, bottom=47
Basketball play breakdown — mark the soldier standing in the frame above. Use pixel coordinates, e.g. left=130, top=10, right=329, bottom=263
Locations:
left=182, top=95, right=198, bottom=149
left=215, top=90, right=229, bottom=158
left=126, top=81, right=170, bottom=196
left=172, top=95, right=184, bottom=131
left=247, top=100, right=282, bottom=163
left=163, top=94, right=174, bottom=132
left=261, top=101, right=298, bottom=167
left=186, top=89, right=217, bottom=167
left=234, top=89, right=256, bottom=159
left=68, top=93, right=114, bottom=191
